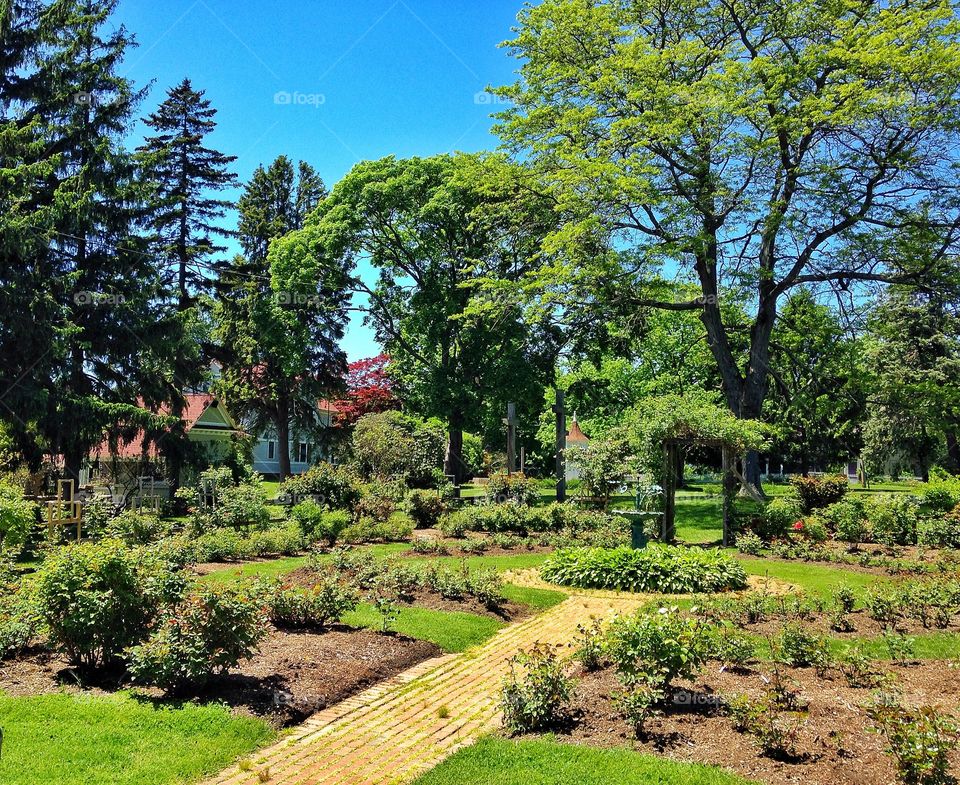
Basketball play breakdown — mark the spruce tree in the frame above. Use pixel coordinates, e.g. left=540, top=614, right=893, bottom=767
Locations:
left=138, top=78, right=237, bottom=311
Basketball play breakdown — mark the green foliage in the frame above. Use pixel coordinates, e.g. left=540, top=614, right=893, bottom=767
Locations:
left=789, top=475, right=848, bottom=512
left=868, top=496, right=920, bottom=546
left=918, top=505, right=960, bottom=548
left=340, top=517, right=413, bottom=544
left=291, top=500, right=350, bottom=546
left=612, top=681, right=664, bottom=739
left=541, top=545, right=747, bottom=594
left=281, top=463, right=362, bottom=510
left=0, top=583, right=35, bottom=660
left=773, top=623, right=831, bottom=669
left=127, top=583, right=267, bottom=690
left=33, top=541, right=186, bottom=668
left=351, top=411, right=446, bottom=486
left=735, top=531, right=764, bottom=556
left=867, top=703, right=958, bottom=785
left=823, top=498, right=871, bottom=543
left=573, top=618, right=607, bottom=671
left=262, top=577, right=358, bottom=628
left=406, top=490, right=446, bottom=529
left=485, top=473, right=538, bottom=506
left=757, top=496, right=803, bottom=540
left=573, top=438, right=630, bottom=509
left=500, top=643, right=573, bottom=734
left=102, top=510, right=169, bottom=546
left=0, top=481, right=36, bottom=556
left=727, top=693, right=803, bottom=759
left=605, top=607, right=709, bottom=689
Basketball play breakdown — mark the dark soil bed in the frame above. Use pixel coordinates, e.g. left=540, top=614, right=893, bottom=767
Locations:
left=529, top=660, right=960, bottom=785
left=740, top=543, right=960, bottom=577
left=1, top=627, right=441, bottom=727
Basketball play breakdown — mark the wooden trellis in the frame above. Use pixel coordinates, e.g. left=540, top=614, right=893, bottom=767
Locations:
left=662, top=438, right=738, bottom=546
left=46, top=479, right=83, bottom=543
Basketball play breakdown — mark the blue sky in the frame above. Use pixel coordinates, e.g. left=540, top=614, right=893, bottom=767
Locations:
left=112, top=0, right=524, bottom=359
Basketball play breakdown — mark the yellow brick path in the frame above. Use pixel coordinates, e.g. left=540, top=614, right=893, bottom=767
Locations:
left=203, top=593, right=645, bottom=785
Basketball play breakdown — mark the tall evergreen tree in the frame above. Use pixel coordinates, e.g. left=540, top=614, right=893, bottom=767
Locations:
left=138, top=78, right=237, bottom=311
left=215, top=157, right=344, bottom=478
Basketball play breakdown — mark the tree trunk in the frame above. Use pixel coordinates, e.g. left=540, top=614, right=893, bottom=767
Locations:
left=276, top=396, right=291, bottom=480
left=946, top=431, right=960, bottom=475
left=444, top=411, right=465, bottom=484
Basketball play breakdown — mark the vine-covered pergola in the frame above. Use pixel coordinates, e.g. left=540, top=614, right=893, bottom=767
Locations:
left=623, top=393, right=772, bottom=546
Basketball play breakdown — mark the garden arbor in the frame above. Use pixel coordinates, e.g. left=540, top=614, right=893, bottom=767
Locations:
left=622, top=394, right=771, bottom=546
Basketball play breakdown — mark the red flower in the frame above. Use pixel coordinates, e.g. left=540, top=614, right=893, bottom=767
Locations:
left=792, top=520, right=805, bottom=531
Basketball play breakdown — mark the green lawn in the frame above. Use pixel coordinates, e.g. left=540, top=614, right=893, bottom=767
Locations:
left=411, top=737, right=756, bottom=785
left=738, top=555, right=886, bottom=596
left=0, top=693, right=273, bottom=785
left=342, top=602, right=504, bottom=652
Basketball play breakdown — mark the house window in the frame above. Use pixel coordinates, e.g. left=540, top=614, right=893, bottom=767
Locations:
left=297, top=442, right=310, bottom=463
left=267, top=441, right=275, bottom=460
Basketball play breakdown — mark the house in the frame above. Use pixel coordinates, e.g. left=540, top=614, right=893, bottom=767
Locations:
left=564, top=413, right=590, bottom=482
left=250, top=400, right=340, bottom=477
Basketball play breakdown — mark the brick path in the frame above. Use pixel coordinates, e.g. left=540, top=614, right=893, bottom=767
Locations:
left=203, top=593, right=645, bottom=785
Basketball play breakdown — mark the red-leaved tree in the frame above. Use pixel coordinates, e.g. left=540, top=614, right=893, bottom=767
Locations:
left=336, top=354, right=398, bottom=427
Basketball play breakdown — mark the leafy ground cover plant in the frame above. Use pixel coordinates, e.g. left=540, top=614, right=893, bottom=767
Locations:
left=541, top=545, right=747, bottom=594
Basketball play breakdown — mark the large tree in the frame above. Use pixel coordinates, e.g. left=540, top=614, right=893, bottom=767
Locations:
left=495, top=0, right=960, bottom=490
left=215, top=157, right=346, bottom=478
left=272, top=154, right=563, bottom=482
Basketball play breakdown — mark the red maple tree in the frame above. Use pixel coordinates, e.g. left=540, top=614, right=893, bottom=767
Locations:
left=335, top=354, right=398, bottom=427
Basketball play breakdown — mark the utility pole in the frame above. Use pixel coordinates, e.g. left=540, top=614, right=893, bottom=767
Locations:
left=553, top=391, right=566, bottom=502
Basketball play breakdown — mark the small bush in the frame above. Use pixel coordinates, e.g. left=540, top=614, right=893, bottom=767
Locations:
left=291, top=500, right=349, bottom=547
left=33, top=540, right=186, bottom=668
left=736, top=531, right=764, bottom=555
left=264, top=578, right=358, bottom=628
left=790, top=475, right=848, bottom=512
left=573, top=618, right=606, bottom=671
left=612, top=681, right=664, bottom=739
left=406, top=490, right=446, bottom=529
left=541, top=545, right=747, bottom=594
left=281, top=463, right=361, bottom=510
left=216, top=481, right=272, bottom=532
left=606, top=607, right=709, bottom=689
left=500, top=643, right=573, bottom=734
left=485, top=473, right=537, bottom=506
left=247, top=523, right=304, bottom=556
left=868, top=703, right=958, bottom=785
left=103, top=510, right=169, bottom=545
left=918, top=506, right=960, bottom=548
left=774, top=623, right=831, bottom=669
left=794, top=515, right=829, bottom=543
left=0, top=584, right=34, bottom=659
left=191, top=527, right=254, bottom=562
left=824, top=498, right=871, bottom=542
left=758, top=496, right=803, bottom=540
left=127, top=583, right=267, bottom=690
left=340, top=517, right=413, bottom=544
left=0, top=481, right=36, bottom=557
left=868, top=496, right=920, bottom=546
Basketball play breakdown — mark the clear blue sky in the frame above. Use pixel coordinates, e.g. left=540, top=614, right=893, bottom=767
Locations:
left=112, top=0, right=524, bottom=359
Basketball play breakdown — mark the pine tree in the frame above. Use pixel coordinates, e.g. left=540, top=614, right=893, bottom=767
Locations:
left=138, top=78, right=237, bottom=311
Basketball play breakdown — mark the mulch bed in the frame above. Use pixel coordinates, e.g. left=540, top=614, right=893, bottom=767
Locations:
left=525, top=660, right=960, bottom=785
left=0, top=627, right=441, bottom=728
left=740, top=543, right=960, bottom=577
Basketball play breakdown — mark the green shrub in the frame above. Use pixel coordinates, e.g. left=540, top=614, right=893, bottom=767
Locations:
left=103, top=510, right=169, bottom=545
left=918, top=505, right=960, bottom=548
left=291, top=500, right=350, bottom=546
left=500, top=643, right=573, bottom=734
left=735, top=531, right=764, bottom=555
left=281, top=463, right=362, bottom=510
left=127, top=583, right=266, bottom=691
left=606, top=607, right=709, bottom=689
left=264, top=578, right=358, bottom=628
left=216, top=482, right=271, bottom=531
left=406, top=490, right=446, bottom=529
left=541, top=545, right=747, bottom=594
left=0, top=584, right=34, bottom=659
left=774, top=623, right=831, bottom=669
left=354, top=488, right=396, bottom=523
left=466, top=567, right=504, bottom=609
left=758, top=496, right=803, bottom=539
left=33, top=540, right=186, bottom=668
left=794, top=515, right=829, bottom=543
left=824, top=498, right=871, bottom=542
left=340, top=517, right=412, bottom=544
left=247, top=523, right=304, bottom=556
left=485, top=473, right=537, bottom=506
left=790, top=475, right=848, bottom=512
left=867, top=703, right=958, bottom=785
left=573, top=618, right=606, bottom=671
left=192, top=527, right=254, bottom=562
left=439, top=510, right=470, bottom=538
left=868, top=496, right=920, bottom=546
left=612, top=681, right=663, bottom=738
left=0, top=481, right=36, bottom=556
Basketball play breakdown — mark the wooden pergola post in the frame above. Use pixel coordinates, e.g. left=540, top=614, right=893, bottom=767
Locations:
left=662, top=441, right=677, bottom=542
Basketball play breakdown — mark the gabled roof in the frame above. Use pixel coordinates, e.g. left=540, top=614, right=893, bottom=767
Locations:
left=92, top=394, right=239, bottom=460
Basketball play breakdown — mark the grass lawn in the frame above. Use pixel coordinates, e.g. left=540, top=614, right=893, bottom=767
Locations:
left=0, top=693, right=273, bottom=785
left=737, top=555, right=885, bottom=596
left=342, top=603, right=504, bottom=652
left=411, top=737, right=756, bottom=785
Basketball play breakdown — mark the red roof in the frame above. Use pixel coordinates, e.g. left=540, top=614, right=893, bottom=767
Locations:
left=91, top=394, right=226, bottom=460
left=566, top=417, right=590, bottom=444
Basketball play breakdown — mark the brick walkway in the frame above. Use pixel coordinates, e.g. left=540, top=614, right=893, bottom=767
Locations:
left=203, top=593, right=645, bottom=785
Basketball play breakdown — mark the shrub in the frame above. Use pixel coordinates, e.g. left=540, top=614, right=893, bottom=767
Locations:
left=867, top=703, right=958, bottom=785
left=918, top=506, right=960, bottom=548
left=127, top=583, right=266, bottom=691
left=485, top=473, right=538, bottom=506
left=606, top=607, right=709, bottom=689
left=758, top=496, right=803, bottom=540
left=500, top=643, right=573, bottom=734
left=793, top=515, right=829, bottom=543
left=729, top=693, right=803, bottom=759
left=573, top=438, right=630, bottom=509
left=613, top=681, right=664, bottom=739
left=103, top=510, right=169, bottom=545
left=264, top=578, right=358, bottom=628
left=573, top=618, right=606, bottom=671
left=191, top=527, right=253, bottom=562
left=0, top=481, right=36, bottom=556
left=33, top=540, right=186, bottom=668
left=217, top=481, right=271, bottom=531
left=340, top=517, right=413, bottom=544
left=0, top=585, right=34, bottom=659
left=868, top=496, right=920, bottom=546
left=406, top=490, right=446, bottom=529
left=774, top=623, right=831, bottom=669
left=708, top=623, right=756, bottom=670
left=281, top=463, right=362, bottom=510
left=291, top=500, right=349, bottom=546
left=824, top=498, right=871, bottom=542
left=790, top=474, right=848, bottom=512
left=439, top=510, right=470, bottom=537
left=735, top=531, right=764, bottom=555
left=354, top=488, right=396, bottom=523
left=247, top=523, right=304, bottom=556
left=541, top=545, right=747, bottom=594
left=466, top=567, right=504, bottom=609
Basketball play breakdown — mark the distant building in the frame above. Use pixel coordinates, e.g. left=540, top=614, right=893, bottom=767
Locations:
left=564, top=413, right=590, bottom=482
left=250, top=400, right=340, bottom=477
